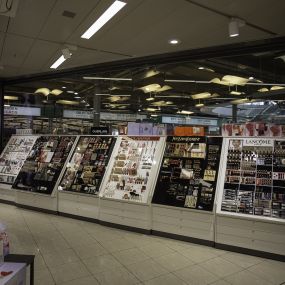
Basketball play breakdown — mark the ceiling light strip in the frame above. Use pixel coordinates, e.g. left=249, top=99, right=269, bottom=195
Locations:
left=50, top=55, right=66, bottom=69
left=81, top=1, right=127, bottom=39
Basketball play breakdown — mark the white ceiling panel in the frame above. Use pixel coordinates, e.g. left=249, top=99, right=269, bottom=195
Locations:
left=71, top=0, right=178, bottom=54
left=39, top=0, right=101, bottom=42
left=8, top=0, right=57, bottom=37
left=20, top=39, right=61, bottom=72
left=195, top=0, right=285, bottom=35
left=1, top=33, right=34, bottom=67
left=105, top=1, right=269, bottom=56
left=55, top=48, right=125, bottom=70
left=0, top=16, right=9, bottom=32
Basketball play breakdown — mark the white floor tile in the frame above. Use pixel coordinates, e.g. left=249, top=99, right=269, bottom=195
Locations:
left=126, top=259, right=168, bottom=281
left=73, top=242, right=107, bottom=259
left=221, top=252, right=264, bottom=268
left=93, top=266, right=140, bottom=285
left=112, top=247, right=150, bottom=265
left=199, top=257, right=244, bottom=278
left=144, top=272, right=187, bottom=285
left=60, top=276, right=100, bottom=285
left=173, top=264, right=219, bottom=285
left=139, top=243, right=175, bottom=258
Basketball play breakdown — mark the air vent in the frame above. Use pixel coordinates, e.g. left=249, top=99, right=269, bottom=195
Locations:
left=62, top=10, right=76, bottom=18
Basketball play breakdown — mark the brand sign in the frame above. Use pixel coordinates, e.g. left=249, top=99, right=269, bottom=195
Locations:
left=63, top=110, right=93, bottom=119
left=243, top=138, right=273, bottom=147
left=4, top=106, right=41, bottom=117
left=90, top=127, right=109, bottom=135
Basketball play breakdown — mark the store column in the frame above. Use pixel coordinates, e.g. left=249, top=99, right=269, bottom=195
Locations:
left=93, top=91, right=101, bottom=127
left=0, top=83, right=4, bottom=151
left=232, top=104, right=237, bottom=123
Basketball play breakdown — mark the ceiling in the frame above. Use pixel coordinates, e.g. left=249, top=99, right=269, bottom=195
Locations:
left=0, top=0, right=285, bottom=78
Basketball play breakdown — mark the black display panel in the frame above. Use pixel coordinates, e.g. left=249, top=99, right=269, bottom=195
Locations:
left=59, top=136, right=116, bottom=195
left=12, top=136, right=75, bottom=194
left=152, top=136, right=223, bottom=211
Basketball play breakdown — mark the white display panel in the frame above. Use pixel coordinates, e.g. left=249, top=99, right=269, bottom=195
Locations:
left=0, top=135, right=38, bottom=184
left=99, top=136, right=165, bottom=204
left=216, top=137, right=285, bottom=222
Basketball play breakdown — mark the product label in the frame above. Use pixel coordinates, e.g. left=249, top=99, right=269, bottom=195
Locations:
left=243, top=139, right=273, bottom=147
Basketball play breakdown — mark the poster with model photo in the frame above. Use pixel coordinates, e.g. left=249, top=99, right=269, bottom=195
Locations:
left=12, top=136, right=75, bottom=194
left=152, top=136, right=223, bottom=211
left=59, top=136, right=116, bottom=195
left=0, top=135, right=38, bottom=184
left=100, top=136, right=165, bottom=203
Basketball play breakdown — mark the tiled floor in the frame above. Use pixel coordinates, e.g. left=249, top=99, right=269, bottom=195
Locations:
left=1, top=203, right=285, bottom=285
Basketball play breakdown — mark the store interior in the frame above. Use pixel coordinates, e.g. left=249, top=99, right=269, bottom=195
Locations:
left=0, top=1, right=285, bottom=284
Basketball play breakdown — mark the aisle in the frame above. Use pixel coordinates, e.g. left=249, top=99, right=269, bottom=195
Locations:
left=0, top=203, right=284, bottom=285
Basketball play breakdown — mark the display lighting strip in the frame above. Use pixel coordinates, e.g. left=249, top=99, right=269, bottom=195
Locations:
left=81, top=1, right=127, bottom=39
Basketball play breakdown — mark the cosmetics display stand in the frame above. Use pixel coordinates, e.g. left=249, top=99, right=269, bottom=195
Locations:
left=151, top=136, right=223, bottom=245
left=98, top=136, right=166, bottom=233
left=13, top=135, right=78, bottom=213
left=215, top=137, right=285, bottom=259
left=58, top=136, right=116, bottom=220
left=0, top=135, right=38, bottom=203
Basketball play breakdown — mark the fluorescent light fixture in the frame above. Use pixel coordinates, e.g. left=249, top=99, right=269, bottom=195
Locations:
left=74, top=92, right=78, bottom=95
left=4, top=96, right=18, bottom=100
left=198, top=67, right=204, bottom=70
left=151, top=114, right=158, bottom=117
left=56, top=100, right=79, bottom=105
left=195, top=103, right=204, bottom=107
left=146, top=97, right=155, bottom=101
left=67, top=90, right=75, bottom=94
left=35, top=88, right=50, bottom=96
left=177, top=110, right=194, bottom=115
left=168, top=39, right=180, bottom=45
left=50, top=89, right=63, bottom=96
left=81, top=0, right=127, bottom=39
left=74, top=96, right=81, bottom=99
left=230, top=91, right=243, bottom=95
left=231, top=98, right=250, bottom=104
left=145, top=107, right=159, bottom=112
left=50, top=55, right=66, bottom=69
left=198, top=66, right=215, bottom=72
left=249, top=76, right=254, bottom=80
left=191, top=92, right=212, bottom=100
left=271, top=86, right=285, bottom=91
left=83, top=76, right=132, bottom=81
left=4, top=104, right=10, bottom=107
left=258, top=88, right=269, bottom=92
left=62, top=86, right=67, bottom=89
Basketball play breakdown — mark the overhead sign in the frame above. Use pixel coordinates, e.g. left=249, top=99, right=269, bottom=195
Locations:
left=63, top=110, right=93, bottom=119
left=162, top=116, right=218, bottom=126
left=4, top=106, right=41, bottom=117
left=64, top=110, right=147, bottom=121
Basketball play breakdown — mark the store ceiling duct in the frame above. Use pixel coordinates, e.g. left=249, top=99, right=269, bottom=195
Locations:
left=81, top=0, right=126, bottom=39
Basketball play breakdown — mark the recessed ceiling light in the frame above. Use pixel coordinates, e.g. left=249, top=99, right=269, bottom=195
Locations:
left=81, top=1, right=127, bottom=39
left=62, top=86, right=67, bottom=89
left=138, top=108, right=141, bottom=112
left=198, top=67, right=204, bottom=70
left=74, top=92, right=78, bottom=95
left=168, top=39, right=180, bottom=45
left=67, top=90, right=75, bottom=94
left=249, top=76, right=254, bottom=80
left=74, top=96, right=81, bottom=99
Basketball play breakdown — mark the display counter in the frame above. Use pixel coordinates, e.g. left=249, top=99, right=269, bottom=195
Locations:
left=215, top=137, right=285, bottom=259
left=58, top=136, right=116, bottom=219
left=12, top=135, right=77, bottom=212
left=152, top=136, right=223, bottom=244
left=98, top=136, right=166, bottom=231
left=0, top=135, right=38, bottom=203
